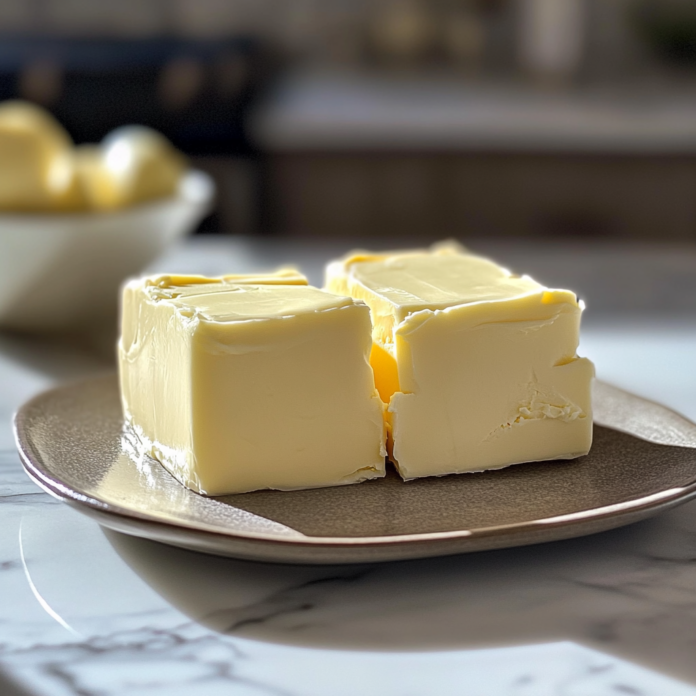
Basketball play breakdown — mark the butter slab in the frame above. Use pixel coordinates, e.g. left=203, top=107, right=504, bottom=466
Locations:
left=119, top=272, right=386, bottom=495
left=326, top=246, right=594, bottom=480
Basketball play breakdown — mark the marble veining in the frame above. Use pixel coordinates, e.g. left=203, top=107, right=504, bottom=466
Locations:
left=2, top=239, right=696, bottom=695
left=3, top=446, right=696, bottom=695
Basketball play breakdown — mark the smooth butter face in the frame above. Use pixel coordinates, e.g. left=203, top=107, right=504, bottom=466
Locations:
left=325, top=247, right=594, bottom=479
left=327, top=246, right=540, bottom=346
left=119, top=273, right=386, bottom=495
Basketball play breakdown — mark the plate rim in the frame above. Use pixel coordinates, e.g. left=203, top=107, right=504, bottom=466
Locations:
left=13, top=375, right=696, bottom=561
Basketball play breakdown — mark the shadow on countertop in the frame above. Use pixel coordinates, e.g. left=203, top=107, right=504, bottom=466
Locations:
left=104, top=496, right=696, bottom=685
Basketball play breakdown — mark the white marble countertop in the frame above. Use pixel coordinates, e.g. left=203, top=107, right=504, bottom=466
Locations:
left=1, top=238, right=696, bottom=696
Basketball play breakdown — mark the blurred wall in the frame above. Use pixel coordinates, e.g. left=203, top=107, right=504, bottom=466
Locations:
left=2, top=0, right=696, bottom=240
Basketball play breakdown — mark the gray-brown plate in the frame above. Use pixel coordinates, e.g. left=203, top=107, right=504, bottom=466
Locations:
left=14, top=376, right=696, bottom=564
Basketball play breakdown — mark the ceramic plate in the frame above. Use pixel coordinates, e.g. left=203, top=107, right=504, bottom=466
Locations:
left=14, top=376, right=696, bottom=564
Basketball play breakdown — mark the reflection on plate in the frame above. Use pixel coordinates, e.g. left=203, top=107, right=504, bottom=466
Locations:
left=14, top=376, right=696, bottom=565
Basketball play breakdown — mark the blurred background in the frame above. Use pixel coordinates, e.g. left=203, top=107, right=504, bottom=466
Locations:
left=2, top=0, right=696, bottom=240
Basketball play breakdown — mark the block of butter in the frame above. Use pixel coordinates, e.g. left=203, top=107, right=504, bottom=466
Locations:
left=325, top=245, right=594, bottom=480
left=119, top=271, right=386, bottom=495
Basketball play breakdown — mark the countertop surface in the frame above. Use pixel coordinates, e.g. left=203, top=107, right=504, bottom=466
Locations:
left=1, top=237, right=696, bottom=696
left=252, top=69, right=696, bottom=153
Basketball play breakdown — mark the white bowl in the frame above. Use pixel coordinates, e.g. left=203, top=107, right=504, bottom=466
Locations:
left=0, top=170, right=214, bottom=331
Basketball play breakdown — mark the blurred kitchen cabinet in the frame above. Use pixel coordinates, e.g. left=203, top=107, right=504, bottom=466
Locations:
left=261, top=151, right=696, bottom=240
left=254, top=71, right=696, bottom=240
left=0, top=37, right=266, bottom=157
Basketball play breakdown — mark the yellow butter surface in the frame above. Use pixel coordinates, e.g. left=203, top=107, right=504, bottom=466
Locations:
left=0, top=101, right=74, bottom=211
left=86, top=126, right=186, bottom=210
left=326, top=245, right=594, bottom=480
left=119, top=272, right=386, bottom=495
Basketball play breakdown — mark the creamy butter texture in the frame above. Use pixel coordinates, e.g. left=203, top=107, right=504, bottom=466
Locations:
left=0, top=101, right=74, bottom=211
left=84, top=126, right=186, bottom=210
left=119, top=271, right=386, bottom=495
left=0, top=101, right=187, bottom=212
left=326, top=245, right=594, bottom=480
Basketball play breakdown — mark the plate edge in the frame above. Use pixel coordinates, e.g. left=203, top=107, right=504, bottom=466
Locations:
left=13, top=375, right=696, bottom=556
